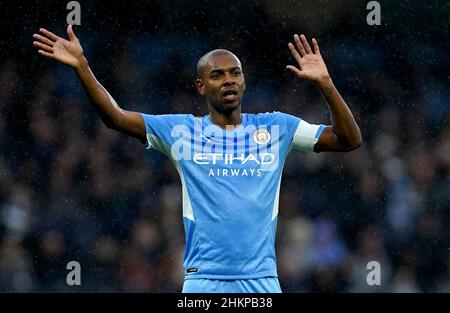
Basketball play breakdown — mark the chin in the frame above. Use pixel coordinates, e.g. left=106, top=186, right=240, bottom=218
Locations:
left=211, top=98, right=240, bottom=114
left=220, top=101, right=240, bottom=113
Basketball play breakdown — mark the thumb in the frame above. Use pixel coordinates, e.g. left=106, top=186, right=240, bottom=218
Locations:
left=286, top=65, right=306, bottom=78
left=67, top=24, right=77, bottom=41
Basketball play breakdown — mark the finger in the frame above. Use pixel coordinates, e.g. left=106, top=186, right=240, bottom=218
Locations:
left=33, top=41, right=54, bottom=53
left=288, top=42, right=302, bottom=66
left=286, top=65, right=305, bottom=78
left=39, top=28, right=61, bottom=42
left=67, top=24, right=77, bottom=41
left=294, top=34, right=307, bottom=57
left=312, top=38, right=320, bottom=55
left=38, top=49, right=55, bottom=59
left=300, top=34, right=313, bottom=54
left=33, top=34, right=54, bottom=47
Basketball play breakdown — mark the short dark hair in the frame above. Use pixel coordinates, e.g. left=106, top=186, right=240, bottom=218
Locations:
left=196, top=49, right=241, bottom=78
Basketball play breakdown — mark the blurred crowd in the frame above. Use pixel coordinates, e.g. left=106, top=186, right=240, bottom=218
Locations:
left=0, top=0, right=449, bottom=292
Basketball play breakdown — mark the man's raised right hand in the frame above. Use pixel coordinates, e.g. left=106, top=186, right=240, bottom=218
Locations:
left=33, top=25, right=84, bottom=68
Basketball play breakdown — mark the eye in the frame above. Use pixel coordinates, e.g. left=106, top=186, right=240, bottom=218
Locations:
left=210, top=72, right=222, bottom=79
left=233, top=70, right=242, bottom=76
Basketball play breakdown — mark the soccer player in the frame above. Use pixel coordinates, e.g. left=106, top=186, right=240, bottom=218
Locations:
left=33, top=25, right=362, bottom=293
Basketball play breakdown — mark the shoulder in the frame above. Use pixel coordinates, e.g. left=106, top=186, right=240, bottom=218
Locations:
left=141, top=113, right=197, bottom=124
left=245, top=111, right=300, bottom=125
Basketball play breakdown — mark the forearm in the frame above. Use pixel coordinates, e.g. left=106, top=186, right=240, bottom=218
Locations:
left=316, top=77, right=362, bottom=148
left=74, top=57, right=124, bottom=129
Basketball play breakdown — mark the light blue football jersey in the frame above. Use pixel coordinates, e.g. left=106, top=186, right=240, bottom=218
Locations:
left=140, top=112, right=325, bottom=280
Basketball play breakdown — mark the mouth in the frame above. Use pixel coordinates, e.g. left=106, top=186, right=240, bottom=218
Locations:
left=222, top=89, right=239, bottom=101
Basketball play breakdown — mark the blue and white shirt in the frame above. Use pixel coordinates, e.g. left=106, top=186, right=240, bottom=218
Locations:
left=140, top=112, right=325, bottom=280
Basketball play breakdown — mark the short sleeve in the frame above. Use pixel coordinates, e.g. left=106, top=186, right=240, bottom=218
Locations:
left=139, top=113, right=178, bottom=156
left=267, top=112, right=325, bottom=153
left=292, top=119, right=326, bottom=152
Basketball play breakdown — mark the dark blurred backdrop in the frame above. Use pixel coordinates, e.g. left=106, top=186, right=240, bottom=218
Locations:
left=0, top=0, right=449, bottom=292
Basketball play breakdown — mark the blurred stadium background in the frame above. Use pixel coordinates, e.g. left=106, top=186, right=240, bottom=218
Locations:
left=0, top=0, right=449, bottom=292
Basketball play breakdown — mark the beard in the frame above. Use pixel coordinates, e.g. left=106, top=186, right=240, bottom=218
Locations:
left=208, top=95, right=242, bottom=114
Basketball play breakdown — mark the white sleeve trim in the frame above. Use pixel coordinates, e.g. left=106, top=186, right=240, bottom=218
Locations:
left=292, top=120, right=322, bottom=152
left=146, top=133, right=171, bottom=156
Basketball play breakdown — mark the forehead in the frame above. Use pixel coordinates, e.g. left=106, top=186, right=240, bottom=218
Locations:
left=206, top=53, right=241, bottom=71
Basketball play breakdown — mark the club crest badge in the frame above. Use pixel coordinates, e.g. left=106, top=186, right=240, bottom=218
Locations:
left=253, top=128, right=271, bottom=145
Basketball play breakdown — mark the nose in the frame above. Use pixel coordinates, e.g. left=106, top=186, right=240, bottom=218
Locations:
left=223, top=73, right=237, bottom=86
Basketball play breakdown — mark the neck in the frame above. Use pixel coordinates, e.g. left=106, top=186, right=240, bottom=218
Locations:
left=208, top=107, right=242, bottom=130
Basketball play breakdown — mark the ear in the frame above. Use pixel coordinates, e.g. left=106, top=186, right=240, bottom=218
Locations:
left=196, top=78, right=205, bottom=96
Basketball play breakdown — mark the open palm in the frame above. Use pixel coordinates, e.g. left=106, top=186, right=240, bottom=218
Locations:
left=286, top=34, right=330, bottom=83
left=33, top=25, right=84, bottom=68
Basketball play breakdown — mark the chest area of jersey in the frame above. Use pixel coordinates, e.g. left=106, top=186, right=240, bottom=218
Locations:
left=172, top=126, right=282, bottom=176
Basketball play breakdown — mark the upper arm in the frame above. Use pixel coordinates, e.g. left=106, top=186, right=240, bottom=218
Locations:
left=114, top=110, right=146, bottom=144
left=313, top=126, right=354, bottom=152
left=291, top=120, right=355, bottom=153
left=291, top=119, right=326, bottom=152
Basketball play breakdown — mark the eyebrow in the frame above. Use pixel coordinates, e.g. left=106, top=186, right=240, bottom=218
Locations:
left=209, top=67, right=242, bottom=74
